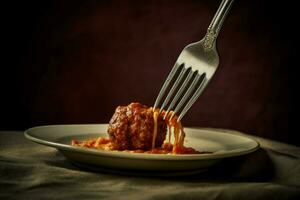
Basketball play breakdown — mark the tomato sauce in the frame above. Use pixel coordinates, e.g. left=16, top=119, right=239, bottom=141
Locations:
left=72, top=137, right=211, bottom=154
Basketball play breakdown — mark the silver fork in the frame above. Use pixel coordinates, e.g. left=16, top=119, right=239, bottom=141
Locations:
left=153, top=0, right=235, bottom=122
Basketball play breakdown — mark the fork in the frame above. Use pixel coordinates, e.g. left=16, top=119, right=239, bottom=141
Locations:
left=153, top=0, right=235, bottom=122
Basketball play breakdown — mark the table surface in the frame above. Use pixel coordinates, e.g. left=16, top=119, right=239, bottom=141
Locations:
left=0, top=130, right=300, bottom=200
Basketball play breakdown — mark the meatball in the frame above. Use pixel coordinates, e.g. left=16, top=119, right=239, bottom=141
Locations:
left=107, top=102, right=167, bottom=150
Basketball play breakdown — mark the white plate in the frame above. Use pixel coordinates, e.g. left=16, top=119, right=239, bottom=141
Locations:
left=24, top=124, right=259, bottom=176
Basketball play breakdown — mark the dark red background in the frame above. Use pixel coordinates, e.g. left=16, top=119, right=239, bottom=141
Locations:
left=1, top=1, right=294, bottom=145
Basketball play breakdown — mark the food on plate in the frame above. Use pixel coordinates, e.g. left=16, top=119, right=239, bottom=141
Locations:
left=72, top=102, right=211, bottom=154
left=107, top=102, right=167, bottom=150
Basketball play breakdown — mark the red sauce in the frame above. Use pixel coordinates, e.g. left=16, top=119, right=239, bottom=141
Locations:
left=72, top=137, right=211, bottom=155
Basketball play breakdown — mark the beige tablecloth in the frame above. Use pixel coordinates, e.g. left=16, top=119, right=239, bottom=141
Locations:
left=0, top=131, right=300, bottom=200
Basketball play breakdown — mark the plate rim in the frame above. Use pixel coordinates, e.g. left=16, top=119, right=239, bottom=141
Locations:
left=24, top=124, right=260, bottom=161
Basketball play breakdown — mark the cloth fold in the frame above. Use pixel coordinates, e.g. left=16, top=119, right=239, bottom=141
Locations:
left=0, top=131, right=299, bottom=200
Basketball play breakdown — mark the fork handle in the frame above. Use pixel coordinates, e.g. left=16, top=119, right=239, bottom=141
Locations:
left=204, top=0, right=235, bottom=49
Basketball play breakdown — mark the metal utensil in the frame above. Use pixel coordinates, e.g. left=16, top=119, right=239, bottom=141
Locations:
left=153, top=0, right=235, bottom=121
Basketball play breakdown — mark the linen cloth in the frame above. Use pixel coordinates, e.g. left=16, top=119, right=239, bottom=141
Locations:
left=0, top=131, right=299, bottom=200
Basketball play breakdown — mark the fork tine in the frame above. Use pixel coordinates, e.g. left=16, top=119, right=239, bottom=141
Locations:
left=160, top=65, right=187, bottom=112
left=163, top=68, right=193, bottom=119
left=153, top=63, right=181, bottom=111
left=177, top=74, right=207, bottom=121
left=169, top=72, right=201, bottom=121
